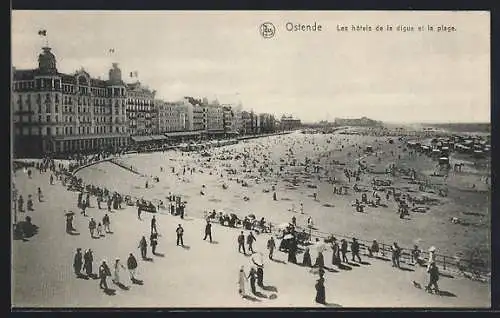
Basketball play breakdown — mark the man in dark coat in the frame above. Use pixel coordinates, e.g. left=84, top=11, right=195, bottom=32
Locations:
left=203, top=221, right=212, bottom=242
left=73, top=248, right=83, bottom=276
left=238, top=231, right=246, bottom=254
left=315, top=274, right=326, bottom=304
left=176, top=224, right=184, bottom=246
left=83, top=249, right=94, bottom=277
left=99, top=260, right=111, bottom=290
left=150, top=232, right=158, bottom=255
left=127, top=253, right=138, bottom=282
left=426, top=262, right=440, bottom=294
left=351, top=237, right=361, bottom=263
left=247, top=231, right=256, bottom=254
left=267, top=237, right=276, bottom=260
left=139, top=236, right=148, bottom=259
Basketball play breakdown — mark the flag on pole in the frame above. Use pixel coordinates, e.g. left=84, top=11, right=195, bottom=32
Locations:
left=38, top=29, right=47, bottom=36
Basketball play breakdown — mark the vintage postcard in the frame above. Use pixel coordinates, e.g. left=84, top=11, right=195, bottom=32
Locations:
left=11, top=10, right=490, bottom=308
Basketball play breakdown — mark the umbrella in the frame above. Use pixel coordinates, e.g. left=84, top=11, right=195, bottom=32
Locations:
left=312, top=241, right=328, bottom=253
left=283, top=234, right=294, bottom=240
left=251, top=252, right=264, bottom=267
left=248, top=214, right=256, bottom=219
left=428, top=246, right=436, bottom=252
left=65, top=211, right=75, bottom=216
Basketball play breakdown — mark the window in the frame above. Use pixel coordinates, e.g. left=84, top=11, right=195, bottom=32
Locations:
left=46, top=127, right=51, bottom=135
left=55, top=115, right=58, bottom=122
left=38, top=115, right=42, bottom=122
left=56, top=127, right=59, bottom=135
left=46, top=115, right=50, bottom=122
left=46, top=104, right=50, bottom=113
left=55, top=105, right=58, bottom=113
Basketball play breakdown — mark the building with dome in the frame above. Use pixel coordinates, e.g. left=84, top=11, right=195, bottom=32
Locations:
left=12, top=47, right=130, bottom=157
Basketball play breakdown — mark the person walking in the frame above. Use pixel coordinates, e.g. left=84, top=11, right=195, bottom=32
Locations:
left=315, top=273, right=326, bottom=304
left=267, top=236, right=276, bottom=260
left=331, top=238, right=341, bottom=267
left=103, top=214, right=111, bottom=233
left=238, top=266, right=247, bottom=297
left=88, top=218, right=97, bottom=238
left=18, top=195, right=24, bottom=213
left=66, top=214, right=74, bottom=233
left=340, top=239, right=349, bottom=263
left=247, top=231, right=256, bottom=254
left=112, top=258, right=126, bottom=285
left=248, top=267, right=257, bottom=295
left=314, top=251, right=325, bottom=269
left=203, top=220, right=212, bottom=242
left=351, top=238, right=362, bottom=263
left=426, top=262, right=440, bottom=294
left=83, top=249, right=94, bottom=277
left=139, top=236, right=148, bottom=259
left=150, top=232, right=158, bottom=255
left=97, top=223, right=103, bottom=237
left=37, top=187, right=43, bottom=202
left=73, top=248, right=83, bottom=276
left=176, top=224, right=184, bottom=246
left=238, top=231, right=246, bottom=254
left=127, top=253, right=138, bottom=282
left=302, top=247, right=312, bottom=267
left=391, top=242, right=401, bottom=268
left=151, top=215, right=157, bottom=234
left=98, top=260, right=111, bottom=290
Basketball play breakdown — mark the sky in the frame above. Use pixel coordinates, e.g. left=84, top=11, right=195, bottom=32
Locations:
left=12, top=11, right=490, bottom=123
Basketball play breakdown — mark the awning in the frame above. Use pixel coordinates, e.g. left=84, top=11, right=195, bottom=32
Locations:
left=165, top=131, right=202, bottom=138
left=150, top=135, right=167, bottom=141
left=131, top=136, right=153, bottom=142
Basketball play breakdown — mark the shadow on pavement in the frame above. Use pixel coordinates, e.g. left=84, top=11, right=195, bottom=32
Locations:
left=181, top=245, right=191, bottom=250
left=263, top=285, right=278, bottom=292
left=115, top=282, right=130, bottom=290
left=437, top=290, right=457, bottom=297
left=399, top=267, right=415, bottom=272
left=271, top=259, right=287, bottom=264
left=154, top=252, right=165, bottom=257
left=359, top=261, right=371, bottom=265
left=338, top=264, right=352, bottom=271
left=242, top=294, right=261, bottom=302
left=323, top=302, right=343, bottom=307
left=348, top=262, right=361, bottom=267
left=254, top=291, right=268, bottom=298
left=324, top=266, right=339, bottom=273
left=210, top=241, right=219, bottom=244
left=68, top=231, right=81, bottom=236
left=103, top=288, right=116, bottom=296
left=143, top=257, right=154, bottom=262
left=132, top=278, right=144, bottom=285
left=76, top=273, right=89, bottom=280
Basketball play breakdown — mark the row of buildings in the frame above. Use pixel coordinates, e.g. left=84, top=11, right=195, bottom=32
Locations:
left=12, top=46, right=302, bottom=158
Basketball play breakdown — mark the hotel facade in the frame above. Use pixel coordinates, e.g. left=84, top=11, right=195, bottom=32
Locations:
left=12, top=46, right=296, bottom=158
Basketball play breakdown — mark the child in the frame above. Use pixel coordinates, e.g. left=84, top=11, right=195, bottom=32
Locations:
left=97, top=222, right=104, bottom=237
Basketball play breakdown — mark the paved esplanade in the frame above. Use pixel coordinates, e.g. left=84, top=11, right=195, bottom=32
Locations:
left=12, top=154, right=490, bottom=307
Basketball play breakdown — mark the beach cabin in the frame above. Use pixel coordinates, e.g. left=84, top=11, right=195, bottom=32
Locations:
left=438, top=157, right=450, bottom=167
left=431, top=149, right=441, bottom=158
left=473, top=150, right=485, bottom=158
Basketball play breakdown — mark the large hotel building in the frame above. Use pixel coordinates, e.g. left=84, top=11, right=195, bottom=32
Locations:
left=12, top=47, right=129, bottom=157
left=12, top=46, right=292, bottom=158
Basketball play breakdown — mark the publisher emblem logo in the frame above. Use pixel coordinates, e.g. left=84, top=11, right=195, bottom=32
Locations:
left=260, top=22, right=276, bottom=39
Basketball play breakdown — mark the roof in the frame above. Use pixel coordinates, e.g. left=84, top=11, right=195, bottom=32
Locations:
left=131, top=135, right=153, bottom=142
left=13, top=69, right=36, bottom=81
left=165, top=131, right=202, bottom=138
left=150, top=135, right=168, bottom=140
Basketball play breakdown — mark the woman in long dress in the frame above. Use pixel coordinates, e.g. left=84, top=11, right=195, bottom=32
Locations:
left=302, top=248, right=312, bottom=267
left=113, top=258, right=125, bottom=285
left=238, top=266, right=247, bottom=297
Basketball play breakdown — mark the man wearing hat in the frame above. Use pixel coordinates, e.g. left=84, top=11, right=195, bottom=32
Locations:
left=73, top=248, right=83, bottom=276
left=99, top=260, right=111, bottom=290
left=351, top=238, right=361, bottom=263
left=176, top=224, right=184, bottom=246
left=127, top=253, right=138, bottom=282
